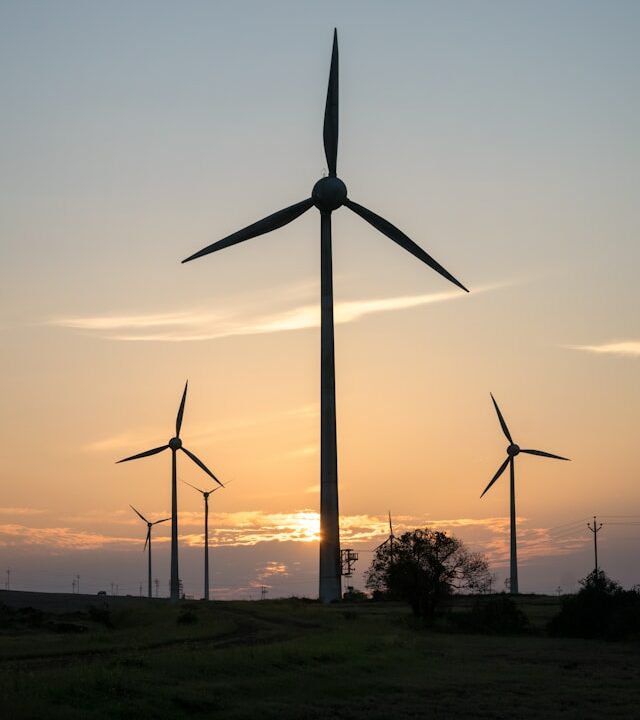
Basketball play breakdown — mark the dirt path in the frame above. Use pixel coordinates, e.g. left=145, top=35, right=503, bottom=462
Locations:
left=1, top=605, right=311, bottom=672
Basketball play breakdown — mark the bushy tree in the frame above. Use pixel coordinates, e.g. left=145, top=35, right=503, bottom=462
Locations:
left=365, top=528, right=491, bottom=620
left=548, top=569, right=640, bottom=640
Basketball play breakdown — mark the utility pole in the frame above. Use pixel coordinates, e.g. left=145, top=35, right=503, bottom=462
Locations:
left=154, top=578, right=159, bottom=598
left=340, top=548, right=358, bottom=596
left=139, top=582, right=143, bottom=597
left=587, top=516, right=603, bottom=573
left=76, top=574, right=80, bottom=595
left=110, top=582, right=115, bottom=596
left=260, top=585, right=268, bottom=600
left=72, top=578, right=76, bottom=594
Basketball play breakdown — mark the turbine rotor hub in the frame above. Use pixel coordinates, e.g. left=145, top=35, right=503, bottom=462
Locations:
left=169, top=437, right=182, bottom=451
left=507, top=443, right=520, bottom=457
left=312, top=176, right=347, bottom=212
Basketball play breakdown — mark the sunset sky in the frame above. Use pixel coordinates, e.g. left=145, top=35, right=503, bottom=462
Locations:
left=2, top=1, right=640, bottom=598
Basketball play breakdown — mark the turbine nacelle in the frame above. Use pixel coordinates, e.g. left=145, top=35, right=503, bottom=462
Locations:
left=169, top=437, right=182, bottom=451
left=312, top=176, right=347, bottom=212
left=507, top=443, right=520, bottom=457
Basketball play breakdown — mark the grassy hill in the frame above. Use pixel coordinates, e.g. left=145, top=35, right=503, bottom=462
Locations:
left=0, top=591, right=638, bottom=719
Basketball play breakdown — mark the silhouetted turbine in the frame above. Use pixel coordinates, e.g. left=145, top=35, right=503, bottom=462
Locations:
left=375, top=511, right=396, bottom=560
left=117, top=381, right=223, bottom=601
left=130, top=505, right=170, bottom=598
left=182, top=30, right=467, bottom=603
left=181, top=478, right=227, bottom=601
left=481, top=393, right=570, bottom=594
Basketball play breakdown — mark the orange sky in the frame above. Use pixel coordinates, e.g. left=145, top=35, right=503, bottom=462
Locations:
left=2, top=2, right=640, bottom=597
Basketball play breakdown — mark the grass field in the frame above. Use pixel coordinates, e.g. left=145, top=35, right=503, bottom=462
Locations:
left=0, top=591, right=638, bottom=719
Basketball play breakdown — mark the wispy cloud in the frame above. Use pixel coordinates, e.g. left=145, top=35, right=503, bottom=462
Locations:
left=0, top=507, right=47, bottom=517
left=50, top=311, right=217, bottom=331
left=257, top=561, right=290, bottom=581
left=0, top=511, right=588, bottom=565
left=48, top=282, right=506, bottom=343
left=568, top=341, right=640, bottom=357
left=0, top=524, right=139, bottom=551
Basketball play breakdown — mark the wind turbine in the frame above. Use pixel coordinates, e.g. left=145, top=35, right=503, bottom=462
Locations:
left=481, top=394, right=570, bottom=594
left=130, top=505, right=170, bottom=598
left=375, top=511, right=396, bottom=560
left=181, top=478, right=228, bottom=601
left=117, top=381, right=223, bottom=601
left=182, top=30, right=468, bottom=603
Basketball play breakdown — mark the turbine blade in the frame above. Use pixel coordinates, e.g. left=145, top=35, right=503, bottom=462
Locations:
left=180, top=478, right=206, bottom=495
left=176, top=380, right=188, bottom=438
left=181, top=447, right=224, bottom=487
left=490, top=393, right=513, bottom=443
left=344, top=199, right=468, bottom=292
left=323, top=28, right=339, bottom=176
left=153, top=517, right=171, bottom=525
left=480, top=456, right=510, bottom=498
left=182, top=198, right=315, bottom=263
left=144, top=527, right=150, bottom=552
left=117, top=445, right=169, bottom=463
left=130, top=505, right=149, bottom=524
left=521, top=449, right=570, bottom=461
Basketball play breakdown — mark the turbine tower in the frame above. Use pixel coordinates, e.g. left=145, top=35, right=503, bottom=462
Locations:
left=181, top=479, right=226, bottom=600
left=117, top=381, right=223, bottom=601
left=130, top=505, right=170, bottom=598
left=481, top=393, right=570, bottom=594
left=182, top=31, right=467, bottom=602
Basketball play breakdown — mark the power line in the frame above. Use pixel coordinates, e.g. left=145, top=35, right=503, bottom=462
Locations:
left=546, top=517, right=591, bottom=532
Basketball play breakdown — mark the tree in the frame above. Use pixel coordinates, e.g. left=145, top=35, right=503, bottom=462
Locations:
left=365, top=528, right=491, bottom=620
left=548, top=569, right=640, bottom=640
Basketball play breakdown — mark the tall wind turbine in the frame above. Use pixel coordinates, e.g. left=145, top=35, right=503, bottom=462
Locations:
left=117, top=381, right=223, bottom=601
left=481, top=394, right=570, bottom=594
left=130, top=505, right=170, bottom=598
left=182, top=30, right=468, bottom=603
left=181, top=479, right=226, bottom=601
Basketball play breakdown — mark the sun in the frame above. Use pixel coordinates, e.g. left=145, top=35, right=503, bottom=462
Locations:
left=285, top=511, right=321, bottom=543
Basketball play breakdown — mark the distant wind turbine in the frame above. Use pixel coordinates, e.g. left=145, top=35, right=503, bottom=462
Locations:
left=481, top=394, right=570, bottom=594
left=182, top=30, right=468, bottom=603
left=181, top=478, right=230, bottom=601
left=375, top=511, right=396, bottom=560
left=130, top=505, right=170, bottom=599
left=117, top=381, right=223, bottom=601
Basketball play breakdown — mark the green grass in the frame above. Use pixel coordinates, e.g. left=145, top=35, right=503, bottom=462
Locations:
left=0, top=597, right=638, bottom=719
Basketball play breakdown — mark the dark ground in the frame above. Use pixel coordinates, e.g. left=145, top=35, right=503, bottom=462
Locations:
left=0, top=590, right=638, bottom=719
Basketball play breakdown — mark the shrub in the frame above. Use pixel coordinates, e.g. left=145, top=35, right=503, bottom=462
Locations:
left=448, top=594, right=531, bottom=635
left=177, top=608, right=198, bottom=625
left=548, top=570, right=640, bottom=640
left=88, top=605, right=114, bottom=628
